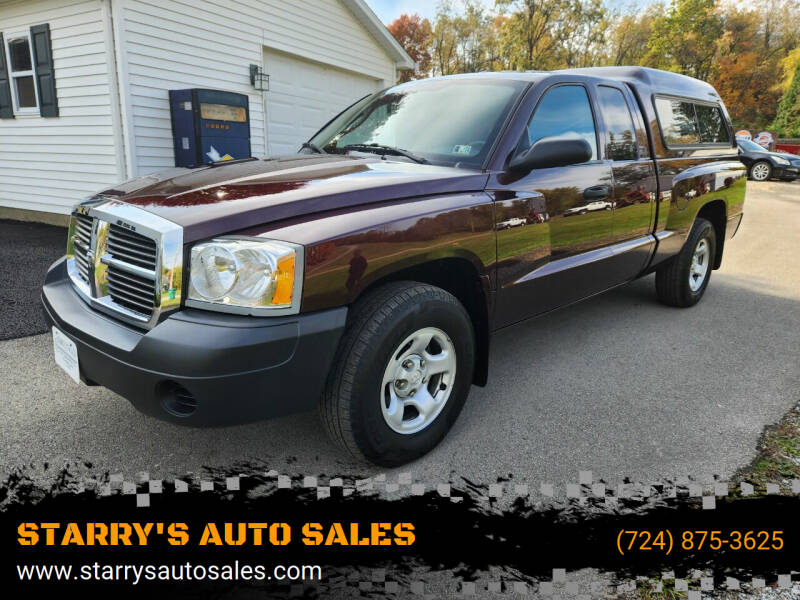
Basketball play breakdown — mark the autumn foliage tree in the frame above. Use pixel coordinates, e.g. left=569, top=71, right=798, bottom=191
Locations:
left=384, top=0, right=800, bottom=130
left=710, top=8, right=778, bottom=130
left=710, top=1, right=800, bottom=129
left=387, top=13, right=432, bottom=82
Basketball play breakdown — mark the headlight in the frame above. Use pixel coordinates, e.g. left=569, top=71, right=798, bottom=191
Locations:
left=187, top=237, right=303, bottom=315
left=773, top=156, right=790, bottom=165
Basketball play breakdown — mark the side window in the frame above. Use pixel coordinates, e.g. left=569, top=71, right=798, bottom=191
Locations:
left=597, top=86, right=637, bottom=160
left=695, top=104, right=729, bottom=143
left=0, top=24, right=58, bottom=118
left=524, top=84, right=597, bottom=161
left=654, top=97, right=699, bottom=145
left=4, top=33, right=37, bottom=113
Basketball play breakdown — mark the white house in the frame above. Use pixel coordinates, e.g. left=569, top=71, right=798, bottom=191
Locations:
left=0, top=0, right=412, bottom=220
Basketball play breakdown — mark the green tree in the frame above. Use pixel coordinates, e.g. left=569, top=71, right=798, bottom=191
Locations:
left=484, top=14, right=513, bottom=71
left=431, top=3, right=459, bottom=75
left=455, top=1, right=493, bottom=72
left=429, top=1, right=501, bottom=75
left=644, top=0, right=723, bottom=81
left=556, top=0, right=609, bottom=67
left=495, top=0, right=574, bottom=70
left=772, top=62, right=800, bottom=136
left=605, top=5, right=659, bottom=66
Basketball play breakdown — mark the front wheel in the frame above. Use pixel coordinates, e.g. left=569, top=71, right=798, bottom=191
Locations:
left=750, top=160, right=772, bottom=181
left=655, top=217, right=716, bottom=307
left=321, top=282, right=475, bottom=466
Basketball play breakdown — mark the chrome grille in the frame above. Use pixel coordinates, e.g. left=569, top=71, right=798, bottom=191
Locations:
left=72, top=213, right=93, bottom=283
left=106, top=224, right=157, bottom=317
left=107, top=224, right=157, bottom=269
left=65, top=198, right=183, bottom=329
left=107, top=265, right=156, bottom=316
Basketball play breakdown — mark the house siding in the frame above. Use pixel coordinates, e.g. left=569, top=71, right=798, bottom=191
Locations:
left=119, top=0, right=397, bottom=176
left=0, top=0, right=401, bottom=215
left=0, top=0, right=121, bottom=215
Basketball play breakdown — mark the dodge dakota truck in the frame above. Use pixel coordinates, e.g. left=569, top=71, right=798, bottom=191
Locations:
left=43, top=66, right=746, bottom=466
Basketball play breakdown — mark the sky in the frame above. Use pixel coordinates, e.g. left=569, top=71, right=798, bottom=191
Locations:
left=365, top=0, right=654, bottom=25
left=365, top=0, right=490, bottom=24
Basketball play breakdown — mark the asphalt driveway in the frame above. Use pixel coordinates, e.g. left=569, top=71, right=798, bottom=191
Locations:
left=1, top=181, right=798, bottom=489
left=0, top=219, right=65, bottom=340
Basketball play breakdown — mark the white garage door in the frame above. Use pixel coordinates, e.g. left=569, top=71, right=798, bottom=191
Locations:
left=263, top=48, right=382, bottom=156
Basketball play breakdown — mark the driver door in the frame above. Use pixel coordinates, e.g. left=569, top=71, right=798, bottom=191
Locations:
left=488, top=83, right=615, bottom=328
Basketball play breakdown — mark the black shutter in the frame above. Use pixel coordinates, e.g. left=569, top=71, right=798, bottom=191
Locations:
left=30, top=23, right=58, bottom=117
left=0, top=33, right=14, bottom=119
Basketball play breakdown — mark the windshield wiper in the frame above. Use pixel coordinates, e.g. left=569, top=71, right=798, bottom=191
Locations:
left=341, top=143, right=428, bottom=164
left=300, top=142, right=326, bottom=154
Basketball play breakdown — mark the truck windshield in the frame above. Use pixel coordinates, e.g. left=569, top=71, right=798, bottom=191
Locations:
left=308, top=78, right=528, bottom=169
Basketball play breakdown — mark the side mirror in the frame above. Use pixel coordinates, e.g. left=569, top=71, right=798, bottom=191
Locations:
left=509, top=136, right=592, bottom=173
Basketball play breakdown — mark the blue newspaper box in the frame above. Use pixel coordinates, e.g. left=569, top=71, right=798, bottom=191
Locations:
left=169, top=89, right=251, bottom=167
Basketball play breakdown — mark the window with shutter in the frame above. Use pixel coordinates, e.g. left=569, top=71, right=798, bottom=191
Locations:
left=0, top=24, right=57, bottom=117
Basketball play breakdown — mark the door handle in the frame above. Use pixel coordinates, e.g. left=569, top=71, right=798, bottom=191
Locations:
left=583, top=185, right=610, bottom=200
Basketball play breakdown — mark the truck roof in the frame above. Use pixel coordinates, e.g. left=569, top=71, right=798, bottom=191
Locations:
left=552, top=66, right=721, bottom=102
left=422, top=66, right=721, bottom=104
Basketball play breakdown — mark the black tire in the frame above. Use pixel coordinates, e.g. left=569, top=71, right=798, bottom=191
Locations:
left=655, top=217, right=716, bottom=307
left=749, top=160, right=772, bottom=181
left=321, top=281, right=475, bottom=466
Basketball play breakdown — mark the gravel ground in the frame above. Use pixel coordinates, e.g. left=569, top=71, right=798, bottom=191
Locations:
left=0, top=181, right=798, bottom=491
left=0, top=219, right=66, bottom=340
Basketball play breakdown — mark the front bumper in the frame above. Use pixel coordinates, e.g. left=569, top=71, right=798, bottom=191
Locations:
left=775, top=165, right=800, bottom=180
left=42, top=258, right=347, bottom=426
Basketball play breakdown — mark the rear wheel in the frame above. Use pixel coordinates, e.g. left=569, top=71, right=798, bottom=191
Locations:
left=655, top=218, right=716, bottom=307
left=321, top=281, right=475, bottom=466
left=750, top=160, right=772, bottom=181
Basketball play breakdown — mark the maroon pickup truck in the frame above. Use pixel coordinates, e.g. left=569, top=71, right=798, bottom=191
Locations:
left=43, top=67, right=746, bottom=466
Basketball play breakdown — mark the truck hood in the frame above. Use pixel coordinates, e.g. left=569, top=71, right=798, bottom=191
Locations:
left=101, top=155, right=489, bottom=243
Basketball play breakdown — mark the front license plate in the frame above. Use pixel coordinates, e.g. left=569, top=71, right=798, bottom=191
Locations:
left=52, top=326, right=81, bottom=385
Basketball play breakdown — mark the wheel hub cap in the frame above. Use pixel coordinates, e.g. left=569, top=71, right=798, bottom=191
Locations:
left=689, top=238, right=709, bottom=292
left=394, top=355, right=425, bottom=396
left=381, top=327, right=456, bottom=435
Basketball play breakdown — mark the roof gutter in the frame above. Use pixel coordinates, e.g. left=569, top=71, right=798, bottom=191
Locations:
left=340, top=0, right=415, bottom=71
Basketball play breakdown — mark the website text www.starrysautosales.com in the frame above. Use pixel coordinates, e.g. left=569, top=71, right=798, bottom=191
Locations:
left=17, top=561, right=322, bottom=585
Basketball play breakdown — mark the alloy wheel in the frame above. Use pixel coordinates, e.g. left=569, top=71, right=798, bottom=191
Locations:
left=751, top=162, right=770, bottom=181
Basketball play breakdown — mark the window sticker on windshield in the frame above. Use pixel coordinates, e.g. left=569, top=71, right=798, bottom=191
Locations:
left=452, top=144, right=472, bottom=155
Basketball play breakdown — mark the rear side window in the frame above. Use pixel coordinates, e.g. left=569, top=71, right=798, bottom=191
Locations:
left=597, top=86, right=637, bottom=160
left=654, top=96, right=730, bottom=147
left=525, top=84, right=597, bottom=160
left=655, top=97, right=699, bottom=145
left=695, top=104, right=729, bottom=143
